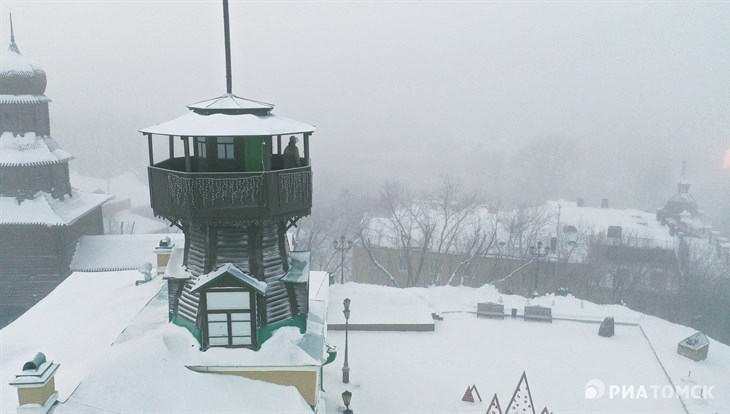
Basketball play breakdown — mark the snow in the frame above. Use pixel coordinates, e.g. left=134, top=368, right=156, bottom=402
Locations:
left=70, top=170, right=151, bottom=210
left=70, top=233, right=184, bottom=272
left=322, top=283, right=730, bottom=413
left=140, top=110, right=316, bottom=137
left=106, top=209, right=170, bottom=234
left=192, top=263, right=268, bottom=295
left=363, top=200, right=679, bottom=263
left=328, top=283, right=434, bottom=326
left=550, top=200, right=675, bottom=246
left=0, top=132, right=72, bottom=166
left=0, top=94, right=50, bottom=104
left=1, top=270, right=325, bottom=413
left=0, top=50, right=43, bottom=75
left=187, top=93, right=274, bottom=111
left=0, top=190, right=110, bottom=226
left=0, top=271, right=166, bottom=413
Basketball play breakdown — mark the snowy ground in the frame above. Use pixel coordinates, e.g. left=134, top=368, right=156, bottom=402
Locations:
left=322, top=283, right=730, bottom=414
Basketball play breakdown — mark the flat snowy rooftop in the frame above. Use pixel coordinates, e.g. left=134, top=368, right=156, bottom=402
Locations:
left=70, top=233, right=185, bottom=272
left=323, top=283, right=730, bottom=413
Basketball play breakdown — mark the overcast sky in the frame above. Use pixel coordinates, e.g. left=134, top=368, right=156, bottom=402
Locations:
left=2, top=1, right=729, bottom=226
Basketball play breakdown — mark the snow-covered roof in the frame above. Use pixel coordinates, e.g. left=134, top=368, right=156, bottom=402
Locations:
left=187, top=93, right=274, bottom=111
left=140, top=111, right=315, bottom=137
left=0, top=48, right=47, bottom=96
left=323, top=282, right=730, bottom=413
left=191, top=263, right=268, bottom=295
left=70, top=170, right=151, bottom=210
left=0, top=271, right=313, bottom=414
left=0, top=49, right=43, bottom=76
left=70, top=233, right=184, bottom=272
left=0, top=94, right=50, bottom=104
left=0, top=132, right=72, bottom=166
left=0, top=190, right=110, bottom=226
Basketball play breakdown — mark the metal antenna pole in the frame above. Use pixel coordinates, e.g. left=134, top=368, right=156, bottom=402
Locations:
left=222, top=0, right=233, bottom=94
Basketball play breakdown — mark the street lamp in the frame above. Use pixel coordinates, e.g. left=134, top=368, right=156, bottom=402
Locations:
left=342, top=390, right=353, bottom=414
left=333, top=235, right=353, bottom=284
left=529, top=241, right=551, bottom=294
left=342, top=298, right=351, bottom=384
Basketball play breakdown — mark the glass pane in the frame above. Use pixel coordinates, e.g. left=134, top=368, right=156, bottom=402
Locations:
left=208, top=322, right=229, bottom=336
left=231, top=322, right=251, bottom=336
left=209, top=337, right=229, bottom=346
left=225, top=145, right=235, bottom=159
left=206, top=291, right=249, bottom=310
left=231, top=336, right=252, bottom=346
left=218, top=137, right=234, bottom=143
left=231, top=312, right=250, bottom=322
left=207, top=313, right=227, bottom=322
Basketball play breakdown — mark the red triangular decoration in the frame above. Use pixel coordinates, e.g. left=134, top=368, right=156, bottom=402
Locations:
left=462, top=385, right=475, bottom=402
left=505, top=371, right=536, bottom=414
left=486, top=393, right=503, bottom=414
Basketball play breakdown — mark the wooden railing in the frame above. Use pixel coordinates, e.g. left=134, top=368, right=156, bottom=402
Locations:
left=148, top=164, right=312, bottom=223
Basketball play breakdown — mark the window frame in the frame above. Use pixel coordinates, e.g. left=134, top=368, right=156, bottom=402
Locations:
left=202, top=287, right=257, bottom=349
left=216, top=136, right=235, bottom=160
left=195, top=137, right=207, bottom=158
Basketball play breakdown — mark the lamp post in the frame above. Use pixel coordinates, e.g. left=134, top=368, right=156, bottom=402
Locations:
left=529, top=241, right=550, bottom=295
left=342, top=390, right=353, bottom=414
left=333, top=235, right=353, bottom=284
left=342, top=298, right=351, bottom=384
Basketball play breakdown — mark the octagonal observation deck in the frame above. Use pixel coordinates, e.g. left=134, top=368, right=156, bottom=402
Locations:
left=141, top=94, right=315, bottom=225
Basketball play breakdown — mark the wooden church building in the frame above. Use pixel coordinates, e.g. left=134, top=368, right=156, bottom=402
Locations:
left=0, top=15, right=109, bottom=326
left=141, top=2, right=315, bottom=350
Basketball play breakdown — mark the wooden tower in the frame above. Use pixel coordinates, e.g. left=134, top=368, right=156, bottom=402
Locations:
left=141, top=1, right=314, bottom=349
left=0, top=14, right=108, bottom=326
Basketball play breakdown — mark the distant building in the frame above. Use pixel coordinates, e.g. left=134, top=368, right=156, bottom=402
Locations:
left=0, top=16, right=109, bottom=327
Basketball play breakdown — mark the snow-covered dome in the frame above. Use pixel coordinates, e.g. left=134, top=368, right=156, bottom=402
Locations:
left=663, top=191, right=699, bottom=217
left=0, top=40, right=47, bottom=96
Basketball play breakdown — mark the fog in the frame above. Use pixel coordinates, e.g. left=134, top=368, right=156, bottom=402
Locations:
left=2, top=1, right=728, bottom=229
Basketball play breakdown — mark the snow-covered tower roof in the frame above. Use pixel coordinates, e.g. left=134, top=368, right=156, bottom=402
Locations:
left=0, top=14, right=47, bottom=96
left=662, top=160, right=699, bottom=218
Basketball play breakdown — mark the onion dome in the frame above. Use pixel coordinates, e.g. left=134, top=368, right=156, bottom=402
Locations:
left=662, top=161, right=700, bottom=217
left=0, top=14, right=47, bottom=96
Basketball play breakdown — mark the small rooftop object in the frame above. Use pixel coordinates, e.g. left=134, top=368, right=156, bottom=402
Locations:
left=599, top=316, right=615, bottom=337
left=677, top=332, right=709, bottom=362
left=9, top=352, right=60, bottom=414
left=477, top=302, right=505, bottom=319
left=153, top=236, right=175, bottom=274
left=135, top=262, right=154, bottom=286
left=524, top=305, right=552, bottom=323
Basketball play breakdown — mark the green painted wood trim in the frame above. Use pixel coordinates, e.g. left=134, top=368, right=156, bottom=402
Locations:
left=172, top=315, right=203, bottom=344
left=257, top=314, right=307, bottom=345
left=324, top=349, right=337, bottom=366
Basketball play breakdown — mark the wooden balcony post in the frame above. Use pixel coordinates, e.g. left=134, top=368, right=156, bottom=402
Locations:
left=183, top=136, right=192, bottom=172
left=169, top=135, right=175, bottom=159
left=146, top=133, right=154, bottom=165
left=277, top=135, right=282, bottom=155
left=303, top=133, right=310, bottom=165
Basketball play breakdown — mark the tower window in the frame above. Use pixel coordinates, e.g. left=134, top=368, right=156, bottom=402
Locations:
left=204, top=289, right=255, bottom=347
left=217, top=137, right=235, bottom=159
left=196, top=137, right=207, bottom=157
